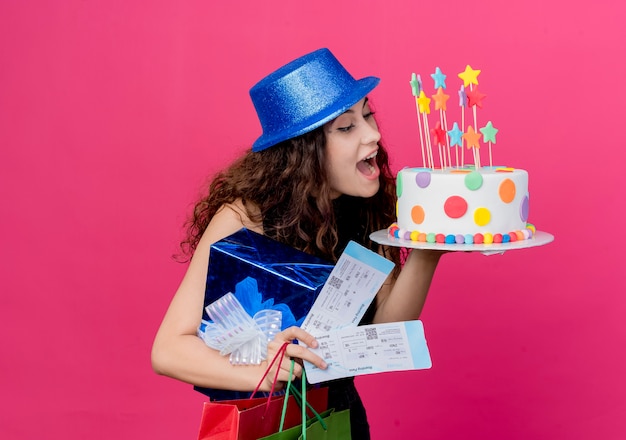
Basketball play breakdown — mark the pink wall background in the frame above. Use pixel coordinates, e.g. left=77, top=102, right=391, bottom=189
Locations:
left=1, top=1, right=624, bottom=439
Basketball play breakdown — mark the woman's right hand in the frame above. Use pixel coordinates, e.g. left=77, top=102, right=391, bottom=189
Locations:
left=260, top=326, right=328, bottom=391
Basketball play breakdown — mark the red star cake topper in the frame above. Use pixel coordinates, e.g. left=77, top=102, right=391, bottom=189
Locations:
left=466, top=86, right=487, bottom=109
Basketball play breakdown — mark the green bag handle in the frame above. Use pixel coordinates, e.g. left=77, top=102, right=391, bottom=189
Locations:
left=278, top=359, right=296, bottom=431
left=277, top=360, right=327, bottom=439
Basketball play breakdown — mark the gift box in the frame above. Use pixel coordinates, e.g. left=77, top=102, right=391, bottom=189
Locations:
left=196, top=228, right=334, bottom=400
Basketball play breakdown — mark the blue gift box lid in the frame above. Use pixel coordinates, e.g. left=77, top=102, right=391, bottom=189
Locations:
left=202, top=228, right=334, bottom=327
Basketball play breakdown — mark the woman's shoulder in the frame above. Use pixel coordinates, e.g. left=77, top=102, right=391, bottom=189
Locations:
left=216, top=199, right=263, bottom=234
left=193, top=199, right=263, bottom=256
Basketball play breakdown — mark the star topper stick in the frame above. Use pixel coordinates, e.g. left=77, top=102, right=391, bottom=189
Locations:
left=410, top=73, right=427, bottom=168
left=431, top=67, right=451, bottom=169
left=480, top=121, right=498, bottom=167
left=447, top=122, right=463, bottom=168
left=466, top=86, right=487, bottom=168
left=462, top=125, right=482, bottom=167
left=458, top=84, right=467, bottom=167
left=458, top=65, right=482, bottom=168
left=431, top=121, right=447, bottom=169
left=432, top=89, right=451, bottom=168
left=417, top=89, right=434, bottom=168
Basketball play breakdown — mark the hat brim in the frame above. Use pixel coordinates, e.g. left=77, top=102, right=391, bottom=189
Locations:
left=252, top=76, right=380, bottom=152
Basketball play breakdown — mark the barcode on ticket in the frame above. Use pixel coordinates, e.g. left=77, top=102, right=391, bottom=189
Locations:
left=327, top=275, right=343, bottom=289
left=365, top=328, right=378, bottom=340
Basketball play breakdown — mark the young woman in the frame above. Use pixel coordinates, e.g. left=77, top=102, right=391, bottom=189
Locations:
left=151, top=48, right=444, bottom=438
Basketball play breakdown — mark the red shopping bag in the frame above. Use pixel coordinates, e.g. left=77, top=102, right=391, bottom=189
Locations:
left=197, top=388, right=328, bottom=440
left=196, top=343, right=328, bottom=440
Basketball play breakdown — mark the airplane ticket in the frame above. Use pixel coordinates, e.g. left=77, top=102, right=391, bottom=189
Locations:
left=304, top=320, right=432, bottom=384
left=300, top=240, right=394, bottom=335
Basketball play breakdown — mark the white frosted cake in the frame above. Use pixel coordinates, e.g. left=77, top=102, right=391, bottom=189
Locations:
left=388, top=166, right=534, bottom=244
left=388, top=65, right=538, bottom=245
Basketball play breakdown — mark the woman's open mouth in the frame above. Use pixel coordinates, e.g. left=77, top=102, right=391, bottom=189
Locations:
left=356, top=151, right=379, bottom=176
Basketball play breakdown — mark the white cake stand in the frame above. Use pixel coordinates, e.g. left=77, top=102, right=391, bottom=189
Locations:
left=370, top=230, right=554, bottom=255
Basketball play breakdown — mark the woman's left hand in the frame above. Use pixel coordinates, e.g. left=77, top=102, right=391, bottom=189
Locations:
left=262, top=326, right=327, bottom=390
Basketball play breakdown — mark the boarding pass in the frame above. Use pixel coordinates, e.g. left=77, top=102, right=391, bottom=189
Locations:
left=304, top=320, right=432, bottom=383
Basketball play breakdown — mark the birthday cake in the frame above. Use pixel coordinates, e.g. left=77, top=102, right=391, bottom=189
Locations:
left=388, top=65, right=535, bottom=245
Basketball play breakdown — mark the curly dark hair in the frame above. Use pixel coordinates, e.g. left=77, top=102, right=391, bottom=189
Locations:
left=179, top=123, right=401, bottom=268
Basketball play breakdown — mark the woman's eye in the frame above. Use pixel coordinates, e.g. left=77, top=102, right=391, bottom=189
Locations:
left=337, top=124, right=355, bottom=132
left=336, top=111, right=375, bottom=132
